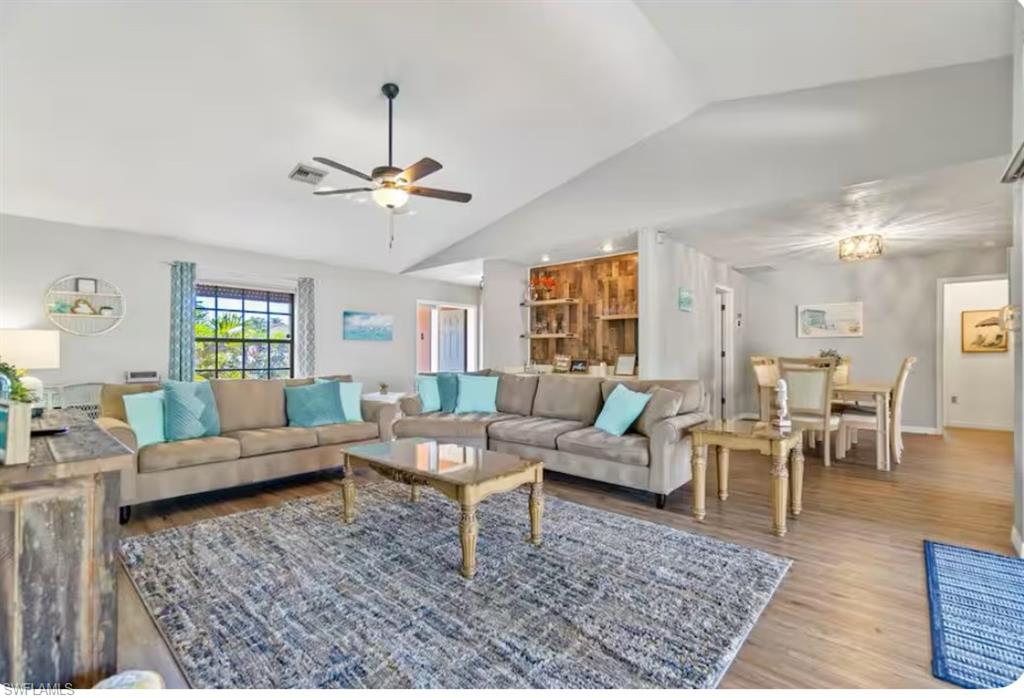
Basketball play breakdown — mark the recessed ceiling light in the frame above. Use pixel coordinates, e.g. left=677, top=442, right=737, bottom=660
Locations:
left=601, top=242, right=614, bottom=253
left=540, top=254, right=551, bottom=263
left=983, top=240, right=997, bottom=248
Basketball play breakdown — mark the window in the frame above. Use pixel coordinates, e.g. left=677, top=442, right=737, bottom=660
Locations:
left=194, top=284, right=294, bottom=380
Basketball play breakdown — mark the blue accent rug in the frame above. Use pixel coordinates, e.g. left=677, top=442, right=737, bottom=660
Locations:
left=121, top=481, right=790, bottom=688
left=924, top=540, right=1024, bottom=689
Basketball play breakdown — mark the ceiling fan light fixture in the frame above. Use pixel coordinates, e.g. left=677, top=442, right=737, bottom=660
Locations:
left=371, top=186, right=410, bottom=210
left=838, top=233, right=883, bottom=262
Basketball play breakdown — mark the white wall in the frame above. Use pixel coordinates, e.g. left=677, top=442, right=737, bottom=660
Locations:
left=480, top=259, right=528, bottom=370
left=638, top=230, right=750, bottom=413
left=743, top=248, right=1007, bottom=430
left=1011, top=0, right=1024, bottom=556
left=0, top=214, right=479, bottom=392
left=942, top=279, right=1012, bottom=431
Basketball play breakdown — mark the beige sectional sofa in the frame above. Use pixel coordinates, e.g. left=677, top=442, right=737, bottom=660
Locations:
left=395, top=373, right=709, bottom=507
left=96, top=376, right=397, bottom=521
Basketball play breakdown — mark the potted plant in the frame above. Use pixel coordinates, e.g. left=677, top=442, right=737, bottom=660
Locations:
left=819, top=349, right=851, bottom=384
left=535, top=276, right=557, bottom=300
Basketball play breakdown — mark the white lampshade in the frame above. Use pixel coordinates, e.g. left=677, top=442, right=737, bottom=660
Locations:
left=0, top=329, right=61, bottom=369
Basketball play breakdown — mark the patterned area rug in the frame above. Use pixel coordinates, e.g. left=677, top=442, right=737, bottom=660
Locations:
left=121, top=481, right=790, bottom=688
left=924, top=540, right=1024, bottom=689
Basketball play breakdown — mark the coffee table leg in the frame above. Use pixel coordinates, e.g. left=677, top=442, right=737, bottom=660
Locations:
left=790, top=444, right=804, bottom=516
left=459, top=503, right=479, bottom=578
left=529, top=482, right=543, bottom=545
left=692, top=443, right=707, bottom=521
left=341, top=457, right=356, bottom=524
left=717, top=446, right=730, bottom=501
left=410, top=484, right=420, bottom=502
left=770, top=450, right=789, bottom=536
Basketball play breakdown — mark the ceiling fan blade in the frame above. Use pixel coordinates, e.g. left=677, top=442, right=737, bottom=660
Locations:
left=313, top=157, right=373, bottom=182
left=403, top=185, right=472, bottom=203
left=313, top=187, right=374, bottom=196
left=399, top=157, right=442, bottom=183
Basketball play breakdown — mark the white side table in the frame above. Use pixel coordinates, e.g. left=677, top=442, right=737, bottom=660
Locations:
left=363, top=391, right=409, bottom=404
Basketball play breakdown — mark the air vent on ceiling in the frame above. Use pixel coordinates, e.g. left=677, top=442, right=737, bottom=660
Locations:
left=734, top=264, right=777, bottom=274
left=288, top=163, right=327, bottom=186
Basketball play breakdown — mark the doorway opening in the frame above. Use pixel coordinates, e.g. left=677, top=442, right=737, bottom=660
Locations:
left=712, top=286, right=735, bottom=420
left=416, top=301, right=478, bottom=374
left=937, top=275, right=1012, bottom=432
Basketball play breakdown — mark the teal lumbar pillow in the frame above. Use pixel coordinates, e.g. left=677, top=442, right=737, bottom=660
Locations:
left=286, top=381, right=344, bottom=427
left=454, top=374, right=498, bottom=413
left=595, top=384, right=652, bottom=436
left=437, top=373, right=459, bottom=413
left=123, top=390, right=166, bottom=448
left=163, top=381, right=221, bottom=441
left=416, top=375, right=441, bottom=413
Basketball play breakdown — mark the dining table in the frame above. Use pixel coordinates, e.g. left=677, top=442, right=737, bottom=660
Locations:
left=832, top=382, right=892, bottom=471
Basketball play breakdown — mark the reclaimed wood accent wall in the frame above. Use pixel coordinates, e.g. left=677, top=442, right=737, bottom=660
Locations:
left=528, top=252, right=638, bottom=366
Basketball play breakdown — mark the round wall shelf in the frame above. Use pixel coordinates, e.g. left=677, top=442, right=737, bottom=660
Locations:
left=45, top=275, right=126, bottom=336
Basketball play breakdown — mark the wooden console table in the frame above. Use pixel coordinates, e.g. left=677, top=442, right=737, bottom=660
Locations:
left=0, top=410, right=131, bottom=687
left=690, top=420, right=804, bottom=536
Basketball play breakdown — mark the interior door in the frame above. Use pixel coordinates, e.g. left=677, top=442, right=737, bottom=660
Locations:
left=438, top=308, right=467, bottom=372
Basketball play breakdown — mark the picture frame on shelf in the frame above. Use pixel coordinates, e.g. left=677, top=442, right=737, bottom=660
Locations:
left=76, top=277, right=98, bottom=294
left=614, top=353, right=637, bottom=376
left=569, top=358, right=589, bottom=373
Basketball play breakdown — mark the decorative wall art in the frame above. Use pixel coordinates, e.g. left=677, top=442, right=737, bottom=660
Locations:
left=342, top=311, right=394, bottom=341
left=961, top=309, right=1008, bottom=353
left=797, top=302, right=863, bottom=338
left=678, top=288, right=694, bottom=313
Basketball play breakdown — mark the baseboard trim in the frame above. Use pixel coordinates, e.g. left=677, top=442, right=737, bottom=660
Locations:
left=733, top=413, right=942, bottom=435
left=1013, top=526, right=1023, bottom=558
left=942, top=421, right=1013, bottom=432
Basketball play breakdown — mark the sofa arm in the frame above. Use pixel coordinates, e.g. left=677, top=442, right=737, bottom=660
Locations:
left=96, top=416, right=139, bottom=452
left=398, top=394, right=423, bottom=416
left=648, top=411, right=710, bottom=495
left=362, top=400, right=399, bottom=441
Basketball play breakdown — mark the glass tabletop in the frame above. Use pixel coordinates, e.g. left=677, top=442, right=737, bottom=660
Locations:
left=340, top=437, right=538, bottom=485
left=691, top=419, right=800, bottom=440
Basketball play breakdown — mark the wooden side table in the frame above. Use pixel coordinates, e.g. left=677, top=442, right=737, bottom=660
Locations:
left=690, top=420, right=804, bottom=536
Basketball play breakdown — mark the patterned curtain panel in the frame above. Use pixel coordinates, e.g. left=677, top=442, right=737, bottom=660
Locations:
left=295, top=277, right=316, bottom=377
left=168, top=261, right=197, bottom=381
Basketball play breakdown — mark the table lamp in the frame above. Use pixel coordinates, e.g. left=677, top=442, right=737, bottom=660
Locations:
left=0, top=329, right=61, bottom=414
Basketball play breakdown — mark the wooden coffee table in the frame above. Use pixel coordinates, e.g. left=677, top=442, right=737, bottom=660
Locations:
left=690, top=420, right=804, bottom=537
left=339, top=438, right=544, bottom=578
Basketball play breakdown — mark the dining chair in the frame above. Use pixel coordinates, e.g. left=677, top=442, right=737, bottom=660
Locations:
left=781, top=361, right=839, bottom=466
left=837, top=357, right=917, bottom=465
left=751, top=355, right=780, bottom=420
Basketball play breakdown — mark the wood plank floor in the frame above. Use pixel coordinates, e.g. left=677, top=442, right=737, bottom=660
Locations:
left=117, top=427, right=1015, bottom=689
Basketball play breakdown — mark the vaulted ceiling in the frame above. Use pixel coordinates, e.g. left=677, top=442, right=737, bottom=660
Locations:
left=0, top=0, right=1014, bottom=278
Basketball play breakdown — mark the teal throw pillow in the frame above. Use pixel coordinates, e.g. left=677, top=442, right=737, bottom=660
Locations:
left=337, top=381, right=363, bottom=422
left=416, top=375, right=441, bottom=413
left=454, top=374, right=499, bottom=414
left=286, top=381, right=343, bottom=427
left=122, top=390, right=166, bottom=448
left=163, top=380, right=221, bottom=441
left=595, top=384, right=652, bottom=436
left=437, top=373, right=459, bottom=413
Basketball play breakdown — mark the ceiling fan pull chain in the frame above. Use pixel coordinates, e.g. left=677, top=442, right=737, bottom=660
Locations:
left=388, top=211, right=395, bottom=249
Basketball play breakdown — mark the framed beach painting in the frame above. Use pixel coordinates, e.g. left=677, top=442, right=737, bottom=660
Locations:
left=342, top=311, right=394, bottom=341
left=797, top=302, right=863, bottom=338
left=961, top=309, right=1008, bottom=353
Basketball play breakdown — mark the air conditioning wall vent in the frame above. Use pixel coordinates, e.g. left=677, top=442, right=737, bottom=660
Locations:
left=734, top=264, right=778, bottom=275
left=289, top=163, right=327, bottom=186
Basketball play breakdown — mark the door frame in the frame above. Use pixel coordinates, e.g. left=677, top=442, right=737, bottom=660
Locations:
left=934, top=273, right=1009, bottom=435
left=713, top=285, right=735, bottom=420
left=415, top=299, right=479, bottom=376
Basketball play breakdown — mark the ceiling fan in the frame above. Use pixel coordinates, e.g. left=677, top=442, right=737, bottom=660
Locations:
left=311, top=83, right=471, bottom=246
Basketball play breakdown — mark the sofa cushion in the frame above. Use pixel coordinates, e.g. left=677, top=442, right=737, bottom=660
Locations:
left=210, top=379, right=288, bottom=432
left=487, top=416, right=586, bottom=449
left=416, top=375, right=441, bottom=413
left=595, top=384, right=652, bottom=436
left=122, top=390, right=166, bottom=448
left=315, top=421, right=379, bottom=445
left=138, top=436, right=241, bottom=473
left=223, top=426, right=318, bottom=457
left=601, top=379, right=703, bottom=414
left=532, top=375, right=604, bottom=424
left=634, top=386, right=684, bottom=437
left=394, top=412, right=515, bottom=440
left=437, top=373, right=460, bottom=413
left=455, top=374, right=499, bottom=413
left=285, top=381, right=344, bottom=427
left=496, top=373, right=539, bottom=417
left=556, top=427, right=650, bottom=467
